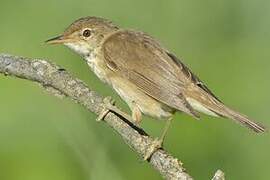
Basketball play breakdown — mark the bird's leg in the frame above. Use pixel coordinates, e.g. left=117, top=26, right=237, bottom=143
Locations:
left=159, top=117, right=173, bottom=144
left=96, top=96, right=134, bottom=122
left=144, top=117, right=173, bottom=160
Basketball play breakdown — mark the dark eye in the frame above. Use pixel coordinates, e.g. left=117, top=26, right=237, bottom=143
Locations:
left=82, top=29, right=91, bottom=37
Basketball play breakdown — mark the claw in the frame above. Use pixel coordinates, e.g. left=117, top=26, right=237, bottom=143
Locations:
left=143, top=138, right=163, bottom=161
left=96, top=97, right=115, bottom=122
left=96, top=96, right=134, bottom=123
left=143, top=118, right=173, bottom=161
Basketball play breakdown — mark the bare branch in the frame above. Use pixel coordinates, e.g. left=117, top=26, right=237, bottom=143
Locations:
left=212, top=170, right=225, bottom=180
left=0, top=54, right=224, bottom=180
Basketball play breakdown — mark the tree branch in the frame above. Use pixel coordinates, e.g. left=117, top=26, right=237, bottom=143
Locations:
left=0, top=54, right=224, bottom=180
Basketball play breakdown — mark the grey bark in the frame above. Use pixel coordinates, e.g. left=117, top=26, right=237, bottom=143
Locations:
left=0, top=54, right=224, bottom=180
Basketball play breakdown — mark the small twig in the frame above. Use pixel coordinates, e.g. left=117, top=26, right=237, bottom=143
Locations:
left=212, top=170, right=225, bottom=180
left=0, top=54, right=224, bottom=180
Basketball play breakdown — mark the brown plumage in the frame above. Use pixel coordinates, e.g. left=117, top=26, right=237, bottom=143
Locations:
left=102, top=30, right=265, bottom=133
left=46, top=16, right=265, bottom=133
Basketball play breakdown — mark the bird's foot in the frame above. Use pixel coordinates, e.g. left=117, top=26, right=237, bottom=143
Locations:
left=143, top=138, right=163, bottom=161
left=143, top=118, right=173, bottom=160
left=96, top=96, right=134, bottom=122
left=96, top=96, right=115, bottom=122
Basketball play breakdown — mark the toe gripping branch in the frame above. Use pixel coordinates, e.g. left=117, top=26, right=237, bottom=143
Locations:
left=96, top=96, right=134, bottom=122
left=96, top=97, right=115, bottom=122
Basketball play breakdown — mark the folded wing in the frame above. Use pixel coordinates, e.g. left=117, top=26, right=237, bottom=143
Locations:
left=102, top=30, right=200, bottom=118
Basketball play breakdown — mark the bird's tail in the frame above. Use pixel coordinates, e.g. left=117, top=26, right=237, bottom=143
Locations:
left=213, top=104, right=265, bottom=133
left=185, top=88, right=266, bottom=133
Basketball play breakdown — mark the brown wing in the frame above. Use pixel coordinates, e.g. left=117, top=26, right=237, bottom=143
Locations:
left=102, top=30, right=201, bottom=117
left=166, top=52, right=222, bottom=102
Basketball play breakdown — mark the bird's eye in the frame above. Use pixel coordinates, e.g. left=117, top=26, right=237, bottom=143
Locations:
left=82, top=29, right=91, bottom=37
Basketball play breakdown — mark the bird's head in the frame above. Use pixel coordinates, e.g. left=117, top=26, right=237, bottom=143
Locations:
left=46, top=16, right=119, bottom=57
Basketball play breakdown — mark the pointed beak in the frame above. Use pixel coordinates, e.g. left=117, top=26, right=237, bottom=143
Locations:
left=45, top=35, right=69, bottom=45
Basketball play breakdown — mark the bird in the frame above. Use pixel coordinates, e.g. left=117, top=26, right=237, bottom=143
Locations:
left=46, top=16, right=265, bottom=159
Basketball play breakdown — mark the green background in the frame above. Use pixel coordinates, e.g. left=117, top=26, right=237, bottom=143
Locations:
left=0, top=0, right=269, bottom=179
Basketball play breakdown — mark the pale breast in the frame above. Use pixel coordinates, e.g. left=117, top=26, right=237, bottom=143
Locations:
left=85, top=52, right=110, bottom=84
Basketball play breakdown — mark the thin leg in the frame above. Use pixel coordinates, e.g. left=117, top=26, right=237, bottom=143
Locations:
left=143, top=117, right=173, bottom=160
left=159, top=117, right=173, bottom=143
left=96, top=96, right=134, bottom=123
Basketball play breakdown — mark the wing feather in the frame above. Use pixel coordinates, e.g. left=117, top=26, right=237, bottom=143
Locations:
left=102, top=30, right=199, bottom=117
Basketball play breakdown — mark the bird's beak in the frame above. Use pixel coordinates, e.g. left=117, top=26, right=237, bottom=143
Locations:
left=45, top=35, right=70, bottom=45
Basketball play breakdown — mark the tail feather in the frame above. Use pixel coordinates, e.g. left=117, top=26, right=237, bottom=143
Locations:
left=185, top=89, right=266, bottom=133
left=217, top=105, right=266, bottom=133
left=187, top=93, right=266, bottom=133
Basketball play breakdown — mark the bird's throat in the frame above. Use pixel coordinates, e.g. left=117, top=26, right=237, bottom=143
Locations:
left=65, top=42, right=92, bottom=57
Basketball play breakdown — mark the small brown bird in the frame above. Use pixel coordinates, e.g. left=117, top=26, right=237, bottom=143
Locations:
left=46, top=16, right=265, bottom=159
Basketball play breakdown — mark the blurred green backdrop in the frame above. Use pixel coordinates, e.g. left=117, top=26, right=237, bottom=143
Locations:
left=0, top=0, right=269, bottom=179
